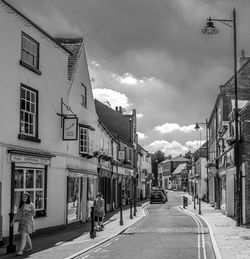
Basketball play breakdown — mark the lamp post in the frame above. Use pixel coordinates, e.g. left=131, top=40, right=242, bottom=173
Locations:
left=202, top=9, right=241, bottom=226
left=195, top=120, right=209, bottom=202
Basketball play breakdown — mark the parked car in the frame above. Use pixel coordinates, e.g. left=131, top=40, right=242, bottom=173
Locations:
left=152, top=187, right=168, bottom=202
left=150, top=191, right=165, bottom=204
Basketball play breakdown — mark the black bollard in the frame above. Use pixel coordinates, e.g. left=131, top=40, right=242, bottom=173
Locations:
left=183, top=196, right=186, bottom=209
left=130, top=199, right=133, bottom=219
left=193, top=196, right=196, bottom=210
left=198, top=198, right=201, bottom=215
left=120, top=198, right=124, bottom=225
left=89, top=207, right=96, bottom=239
left=7, top=213, right=16, bottom=253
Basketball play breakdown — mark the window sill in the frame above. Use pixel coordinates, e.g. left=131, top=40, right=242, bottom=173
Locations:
left=20, top=60, right=42, bottom=75
left=81, top=103, right=87, bottom=109
left=80, top=153, right=94, bottom=159
left=18, top=134, right=41, bottom=143
left=35, top=211, right=47, bottom=218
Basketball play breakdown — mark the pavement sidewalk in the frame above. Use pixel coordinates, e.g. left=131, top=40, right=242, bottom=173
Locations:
left=0, top=201, right=149, bottom=259
left=182, top=192, right=250, bottom=259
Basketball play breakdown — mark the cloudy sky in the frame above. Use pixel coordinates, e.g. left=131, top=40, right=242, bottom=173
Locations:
left=9, top=0, right=250, bottom=156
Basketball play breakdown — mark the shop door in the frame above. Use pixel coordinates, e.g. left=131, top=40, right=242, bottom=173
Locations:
left=67, top=177, right=82, bottom=224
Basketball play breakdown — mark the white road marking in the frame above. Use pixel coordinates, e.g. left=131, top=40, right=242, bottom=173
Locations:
left=93, top=248, right=101, bottom=253
left=81, top=255, right=89, bottom=259
left=177, top=207, right=207, bottom=259
left=103, top=242, right=111, bottom=247
left=113, top=237, right=119, bottom=241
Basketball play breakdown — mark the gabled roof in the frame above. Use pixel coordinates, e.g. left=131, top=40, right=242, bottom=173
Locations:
left=172, top=163, right=187, bottom=175
left=171, top=156, right=189, bottom=162
left=95, top=99, right=132, bottom=144
left=0, top=0, right=71, bottom=55
left=55, top=38, right=83, bottom=81
left=161, top=159, right=171, bottom=164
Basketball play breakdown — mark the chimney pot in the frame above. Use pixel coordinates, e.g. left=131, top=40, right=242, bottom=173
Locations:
left=241, top=49, right=245, bottom=58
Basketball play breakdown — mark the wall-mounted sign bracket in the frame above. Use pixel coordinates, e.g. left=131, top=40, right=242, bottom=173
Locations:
left=57, top=98, right=77, bottom=128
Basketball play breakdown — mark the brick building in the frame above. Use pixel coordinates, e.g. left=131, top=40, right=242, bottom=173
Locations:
left=207, top=51, right=250, bottom=223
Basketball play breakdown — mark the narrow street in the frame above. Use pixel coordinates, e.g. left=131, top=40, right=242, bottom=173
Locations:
left=73, top=192, right=215, bottom=259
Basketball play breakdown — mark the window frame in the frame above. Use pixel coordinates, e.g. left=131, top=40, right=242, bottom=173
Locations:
left=18, top=84, right=41, bottom=143
left=20, top=32, right=41, bottom=75
left=81, top=83, right=87, bottom=108
left=13, top=166, right=47, bottom=217
left=79, top=127, right=89, bottom=155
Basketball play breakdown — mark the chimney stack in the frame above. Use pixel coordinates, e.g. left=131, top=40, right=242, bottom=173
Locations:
left=239, top=49, right=250, bottom=67
left=119, top=106, right=123, bottom=114
left=115, top=106, right=118, bottom=112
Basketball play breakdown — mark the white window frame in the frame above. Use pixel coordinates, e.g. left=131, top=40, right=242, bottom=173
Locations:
left=81, top=83, right=87, bottom=108
left=20, top=85, right=37, bottom=137
left=14, top=167, right=45, bottom=213
left=79, top=127, right=89, bottom=154
left=21, top=32, right=39, bottom=69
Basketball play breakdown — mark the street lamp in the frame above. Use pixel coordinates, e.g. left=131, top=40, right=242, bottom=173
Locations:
left=195, top=120, right=209, bottom=203
left=202, top=9, right=241, bottom=226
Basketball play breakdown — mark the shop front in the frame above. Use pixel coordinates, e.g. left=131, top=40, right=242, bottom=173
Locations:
left=66, top=174, right=82, bottom=224
left=98, top=165, right=112, bottom=213
left=2, top=148, right=54, bottom=245
left=67, top=168, right=97, bottom=224
left=117, top=167, right=134, bottom=205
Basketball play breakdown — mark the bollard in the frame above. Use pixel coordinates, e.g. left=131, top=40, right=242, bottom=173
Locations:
left=120, top=197, right=124, bottom=226
left=89, top=207, right=96, bottom=239
left=133, top=198, right=137, bottom=217
left=185, top=197, right=188, bottom=208
left=198, top=198, right=201, bottom=215
left=183, top=196, right=185, bottom=209
left=130, top=199, right=133, bottom=219
left=193, top=196, right=196, bottom=210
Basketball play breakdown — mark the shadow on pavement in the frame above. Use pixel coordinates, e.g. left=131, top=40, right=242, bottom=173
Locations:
left=0, top=200, right=146, bottom=258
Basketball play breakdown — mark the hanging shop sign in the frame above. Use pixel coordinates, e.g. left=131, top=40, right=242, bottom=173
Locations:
left=118, top=150, right=125, bottom=161
left=63, top=116, right=78, bottom=140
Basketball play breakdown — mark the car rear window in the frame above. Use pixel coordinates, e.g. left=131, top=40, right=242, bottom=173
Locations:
left=152, top=192, right=162, bottom=195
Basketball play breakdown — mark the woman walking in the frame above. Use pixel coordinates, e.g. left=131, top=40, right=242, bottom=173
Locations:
left=94, top=193, right=105, bottom=231
left=11, top=192, right=35, bottom=256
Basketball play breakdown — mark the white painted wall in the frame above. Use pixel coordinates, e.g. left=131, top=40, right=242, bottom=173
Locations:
left=0, top=3, right=70, bottom=237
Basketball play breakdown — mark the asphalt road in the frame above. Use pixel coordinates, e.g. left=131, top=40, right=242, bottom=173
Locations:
left=74, top=191, right=215, bottom=259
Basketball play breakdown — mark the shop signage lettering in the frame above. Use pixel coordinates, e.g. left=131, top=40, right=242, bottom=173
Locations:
left=11, top=155, right=50, bottom=165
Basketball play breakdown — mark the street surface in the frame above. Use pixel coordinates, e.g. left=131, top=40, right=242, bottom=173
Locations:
left=73, top=191, right=215, bottom=259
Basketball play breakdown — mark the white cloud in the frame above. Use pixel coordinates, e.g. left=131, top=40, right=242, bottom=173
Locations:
left=146, top=140, right=188, bottom=157
left=155, top=123, right=195, bottom=134
left=112, top=73, right=140, bottom=85
left=145, top=138, right=206, bottom=157
left=112, top=73, right=155, bottom=87
left=137, top=132, right=148, bottom=140
left=93, top=88, right=131, bottom=109
left=186, top=140, right=206, bottom=152
left=90, top=60, right=100, bottom=67
left=136, top=113, right=144, bottom=119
